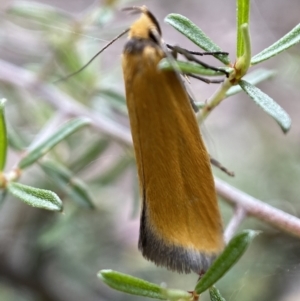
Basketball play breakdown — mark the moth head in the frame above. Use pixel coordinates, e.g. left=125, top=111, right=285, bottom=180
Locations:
left=124, top=6, right=162, bottom=44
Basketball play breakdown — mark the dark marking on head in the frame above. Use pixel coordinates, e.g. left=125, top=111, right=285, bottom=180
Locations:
left=144, top=9, right=162, bottom=36
left=123, top=38, right=160, bottom=55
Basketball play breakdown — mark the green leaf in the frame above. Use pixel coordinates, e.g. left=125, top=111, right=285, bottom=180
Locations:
left=98, top=270, right=167, bottom=300
left=0, top=190, right=7, bottom=207
left=163, top=289, right=192, bottom=301
left=226, top=68, right=276, bottom=97
left=53, top=40, right=96, bottom=88
left=239, top=80, right=291, bottom=132
left=251, top=24, right=300, bottom=65
left=7, top=123, right=26, bottom=151
left=7, top=1, right=71, bottom=29
left=209, top=286, right=226, bottom=301
left=70, top=138, right=110, bottom=173
left=194, top=230, right=258, bottom=294
left=7, top=182, right=63, bottom=211
left=236, top=0, right=250, bottom=57
left=94, top=155, right=134, bottom=185
left=235, top=24, right=251, bottom=78
left=18, top=117, right=91, bottom=169
left=100, top=89, right=127, bottom=113
left=0, top=99, right=7, bottom=171
left=41, top=160, right=94, bottom=209
left=159, top=59, right=229, bottom=76
left=165, top=14, right=230, bottom=65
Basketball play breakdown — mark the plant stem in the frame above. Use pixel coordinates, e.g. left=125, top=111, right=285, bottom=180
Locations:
left=224, top=206, right=247, bottom=243
left=216, top=178, right=300, bottom=238
left=198, top=77, right=233, bottom=121
left=1, top=59, right=300, bottom=239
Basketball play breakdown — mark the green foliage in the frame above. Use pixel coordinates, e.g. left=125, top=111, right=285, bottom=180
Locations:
left=7, top=181, right=63, bottom=211
left=194, top=230, right=258, bottom=294
left=7, top=1, right=71, bottom=26
left=0, top=111, right=92, bottom=211
left=93, top=155, right=134, bottom=185
left=159, top=60, right=228, bottom=76
left=225, top=68, right=276, bottom=96
left=239, top=80, right=291, bottom=132
left=18, top=117, right=91, bottom=169
left=164, top=0, right=297, bottom=132
left=99, top=231, right=257, bottom=300
left=40, top=160, right=94, bottom=208
left=0, top=0, right=299, bottom=301
left=165, top=14, right=230, bottom=64
left=236, top=0, right=250, bottom=57
left=99, top=270, right=168, bottom=300
left=209, top=286, right=226, bottom=301
left=251, top=23, right=300, bottom=64
left=0, top=99, right=7, bottom=171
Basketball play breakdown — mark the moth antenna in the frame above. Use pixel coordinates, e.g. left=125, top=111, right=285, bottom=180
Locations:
left=54, top=28, right=129, bottom=84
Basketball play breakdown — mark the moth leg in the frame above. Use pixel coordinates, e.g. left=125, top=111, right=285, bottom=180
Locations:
left=167, top=44, right=228, bottom=56
left=186, top=73, right=224, bottom=84
left=167, top=45, right=229, bottom=77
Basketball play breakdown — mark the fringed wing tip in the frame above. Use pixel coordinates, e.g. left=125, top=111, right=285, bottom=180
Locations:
left=139, top=231, right=221, bottom=274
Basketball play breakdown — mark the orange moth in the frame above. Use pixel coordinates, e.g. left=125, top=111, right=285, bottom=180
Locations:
left=122, top=6, right=224, bottom=274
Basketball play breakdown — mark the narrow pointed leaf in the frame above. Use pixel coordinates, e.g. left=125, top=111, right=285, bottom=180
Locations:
left=235, top=24, right=251, bottom=78
left=236, top=0, right=250, bottom=57
left=163, top=289, right=192, bottom=301
left=0, top=190, right=7, bottom=207
left=8, top=1, right=71, bottom=28
left=18, top=117, right=91, bottom=169
left=251, top=24, right=300, bottom=65
left=100, top=89, right=126, bottom=105
left=41, top=160, right=94, bottom=209
left=226, top=68, right=276, bottom=97
left=100, top=89, right=127, bottom=114
left=159, top=59, right=228, bottom=76
left=7, top=123, right=26, bottom=151
left=54, top=41, right=96, bottom=87
left=98, top=270, right=167, bottom=299
left=195, top=230, right=258, bottom=294
left=0, top=99, right=7, bottom=171
left=70, top=139, right=110, bottom=173
left=239, top=80, right=291, bottom=132
left=209, top=286, right=226, bottom=301
left=93, top=155, right=134, bottom=185
left=7, top=182, right=63, bottom=211
left=165, top=14, right=230, bottom=65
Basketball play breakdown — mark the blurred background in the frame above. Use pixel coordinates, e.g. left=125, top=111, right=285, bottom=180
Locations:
left=0, top=0, right=300, bottom=300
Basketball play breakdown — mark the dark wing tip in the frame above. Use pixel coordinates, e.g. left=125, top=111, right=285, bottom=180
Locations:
left=139, top=240, right=217, bottom=274
left=139, top=209, right=219, bottom=274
